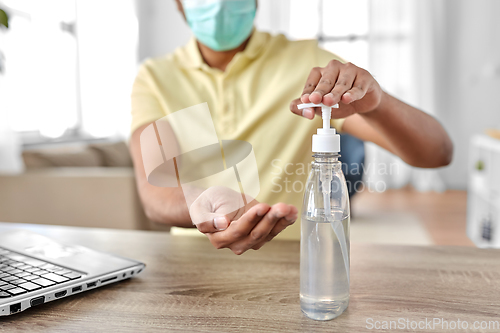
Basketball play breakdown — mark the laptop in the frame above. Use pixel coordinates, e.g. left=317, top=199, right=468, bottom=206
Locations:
left=0, top=227, right=145, bottom=316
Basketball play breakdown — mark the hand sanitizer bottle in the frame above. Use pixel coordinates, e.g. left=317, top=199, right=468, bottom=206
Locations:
left=297, top=103, right=350, bottom=321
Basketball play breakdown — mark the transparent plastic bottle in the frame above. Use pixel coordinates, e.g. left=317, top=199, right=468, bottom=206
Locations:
left=300, top=152, right=350, bottom=321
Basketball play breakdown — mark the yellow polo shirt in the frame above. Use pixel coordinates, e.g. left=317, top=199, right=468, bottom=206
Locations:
left=131, top=30, right=344, bottom=239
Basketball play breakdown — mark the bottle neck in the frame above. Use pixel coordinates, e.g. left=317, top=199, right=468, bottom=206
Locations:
left=312, top=152, right=340, bottom=164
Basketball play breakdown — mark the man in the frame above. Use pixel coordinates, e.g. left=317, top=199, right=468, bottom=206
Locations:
left=129, top=0, right=453, bottom=255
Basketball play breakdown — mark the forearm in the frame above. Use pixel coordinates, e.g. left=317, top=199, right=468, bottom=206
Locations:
left=138, top=182, right=200, bottom=228
left=360, top=92, right=453, bottom=168
left=130, top=122, right=201, bottom=228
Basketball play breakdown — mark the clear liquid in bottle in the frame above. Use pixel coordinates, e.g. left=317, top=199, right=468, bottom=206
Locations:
left=300, top=211, right=350, bottom=320
left=300, top=153, right=350, bottom=321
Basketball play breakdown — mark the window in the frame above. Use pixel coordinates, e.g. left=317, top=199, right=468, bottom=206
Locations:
left=0, top=0, right=79, bottom=139
left=0, top=0, right=137, bottom=145
left=289, top=0, right=370, bottom=69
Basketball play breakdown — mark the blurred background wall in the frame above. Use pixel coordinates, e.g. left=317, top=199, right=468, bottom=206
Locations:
left=135, top=0, right=190, bottom=62
left=434, top=0, right=500, bottom=188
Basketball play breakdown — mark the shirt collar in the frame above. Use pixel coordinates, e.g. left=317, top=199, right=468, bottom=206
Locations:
left=177, top=29, right=269, bottom=70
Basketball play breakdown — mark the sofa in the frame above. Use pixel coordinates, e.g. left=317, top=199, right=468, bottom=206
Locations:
left=0, top=141, right=168, bottom=231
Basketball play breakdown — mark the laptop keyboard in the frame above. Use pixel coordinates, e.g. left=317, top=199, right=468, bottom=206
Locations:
left=0, top=247, right=84, bottom=299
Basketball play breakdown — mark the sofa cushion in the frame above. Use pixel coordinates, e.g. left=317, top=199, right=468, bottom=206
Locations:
left=88, top=141, right=133, bottom=167
left=23, top=148, right=103, bottom=168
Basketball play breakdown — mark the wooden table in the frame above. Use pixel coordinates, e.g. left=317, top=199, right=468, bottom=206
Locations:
left=1, top=222, right=499, bottom=332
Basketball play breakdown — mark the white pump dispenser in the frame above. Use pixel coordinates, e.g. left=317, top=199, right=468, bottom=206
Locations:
left=297, top=103, right=340, bottom=153
left=298, top=102, right=350, bottom=319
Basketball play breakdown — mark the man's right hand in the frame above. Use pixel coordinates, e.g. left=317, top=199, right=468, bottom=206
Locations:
left=190, top=186, right=297, bottom=255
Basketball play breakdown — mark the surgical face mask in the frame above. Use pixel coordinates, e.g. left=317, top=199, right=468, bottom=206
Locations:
left=183, top=0, right=256, bottom=52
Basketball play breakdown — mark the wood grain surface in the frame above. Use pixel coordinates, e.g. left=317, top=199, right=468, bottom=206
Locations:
left=352, top=189, right=473, bottom=246
left=1, top=222, right=499, bottom=333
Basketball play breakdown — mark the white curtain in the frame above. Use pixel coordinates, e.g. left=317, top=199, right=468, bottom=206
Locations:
left=365, top=0, right=447, bottom=192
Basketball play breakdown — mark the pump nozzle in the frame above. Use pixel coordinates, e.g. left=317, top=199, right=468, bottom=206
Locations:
left=297, top=103, right=340, bottom=153
left=297, top=103, right=338, bottom=130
